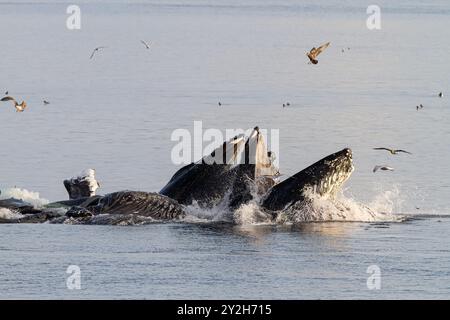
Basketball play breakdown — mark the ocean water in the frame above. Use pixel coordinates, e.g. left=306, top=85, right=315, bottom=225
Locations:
left=1, top=0, right=450, bottom=299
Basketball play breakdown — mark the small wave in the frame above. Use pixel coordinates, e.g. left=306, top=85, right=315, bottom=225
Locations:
left=0, top=187, right=49, bottom=209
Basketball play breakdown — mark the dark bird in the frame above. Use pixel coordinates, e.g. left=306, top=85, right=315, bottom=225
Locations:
left=373, top=147, right=412, bottom=155
left=1, top=96, right=27, bottom=112
left=416, top=105, right=419, bottom=111
left=4, top=91, right=8, bottom=95
left=43, top=100, right=50, bottom=105
left=286, top=102, right=290, bottom=106
left=282, top=104, right=286, bottom=108
left=140, top=40, right=150, bottom=49
left=307, top=42, right=330, bottom=64
left=438, top=92, right=443, bottom=98
left=420, top=104, right=424, bottom=109
left=218, top=102, right=222, bottom=106
left=90, top=46, right=107, bottom=59
left=373, top=165, right=394, bottom=173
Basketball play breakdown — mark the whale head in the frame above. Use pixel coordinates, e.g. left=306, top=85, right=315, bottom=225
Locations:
left=302, top=148, right=354, bottom=197
left=262, top=148, right=354, bottom=211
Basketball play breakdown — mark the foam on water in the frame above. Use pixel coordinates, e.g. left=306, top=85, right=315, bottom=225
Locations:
left=182, top=186, right=405, bottom=225
left=0, top=188, right=50, bottom=209
left=183, top=195, right=234, bottom=223
left=0, top=208, right=24, bottom=220
left=277, top=187, right=404, bottom=223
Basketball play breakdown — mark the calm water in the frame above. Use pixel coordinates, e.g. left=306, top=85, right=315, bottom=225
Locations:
left=1, top=217, right=449, bottom=299
left=1, top=0, right=450, bottom=299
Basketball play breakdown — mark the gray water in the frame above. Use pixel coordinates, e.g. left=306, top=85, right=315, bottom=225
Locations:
left=1, top=0, right=450, bottom=299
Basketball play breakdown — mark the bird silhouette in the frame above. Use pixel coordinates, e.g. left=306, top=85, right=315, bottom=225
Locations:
left=90, top=46, right=107, bottom=59
left=373, top=147, right=412, bottom=155
left=373, top=165, right=394, bottom=173
left=307, top=42, right=330, bottom=64
left=140, top=40, right=150, bottom=49
left=1, top=96, right=27, bottom=112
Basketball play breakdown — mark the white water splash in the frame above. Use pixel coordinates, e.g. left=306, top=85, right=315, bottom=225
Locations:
left=0, top=208, right=24, bottom=220
left=277, top=187, right=404, bottom=223
left=367, top=184, right=404, bottom=214
left=184, top=195, right=234, bottom=223
left=177, top=185, right=406, bottom=225
left=0, top=187, right=49, bottom=209
left=233, top=201, right=273, bottom=225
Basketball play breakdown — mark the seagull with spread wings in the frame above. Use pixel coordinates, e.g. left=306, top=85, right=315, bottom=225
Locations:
left=373, top=147, right=412, bottom=155
left=373, top=165, right=394, bottom=173
left=307, top=42, right=330, bottom=64
left=90, top=46, right=107, bottom=59
left=1, top=96, right=27, bottom=112
left=140, top=40, right=150, bottom=49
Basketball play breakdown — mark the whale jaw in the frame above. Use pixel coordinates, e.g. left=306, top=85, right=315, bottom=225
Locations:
left=262, top=148, right=354, bottom=211
left=305, top=148, right=354, bottom=198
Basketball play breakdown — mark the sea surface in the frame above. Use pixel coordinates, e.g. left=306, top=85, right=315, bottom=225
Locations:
left=1, top=0, right=450, bottom=299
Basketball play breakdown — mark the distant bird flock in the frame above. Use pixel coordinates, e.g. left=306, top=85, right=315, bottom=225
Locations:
left=0, top=37, right=444, bottom=181
left=1, top=40, right=153, bottom=113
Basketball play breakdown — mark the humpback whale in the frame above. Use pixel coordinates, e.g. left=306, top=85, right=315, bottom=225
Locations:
left=0, top=127, right=360, bottom=224
left=262, top=148, right=354, bottom=211
left=160, top=127, right=278, bottom=210
left=63, top=169, right=100, bottom=200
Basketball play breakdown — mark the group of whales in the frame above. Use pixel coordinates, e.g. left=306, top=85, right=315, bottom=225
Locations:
left=0, top=127, right=357, bottom=224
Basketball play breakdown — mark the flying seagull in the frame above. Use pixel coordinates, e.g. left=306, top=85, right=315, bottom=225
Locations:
left=373, top=147, right=412, bottom=155
left=90, top=46, right=107, bottom=59
left=307, top=42, right=330, bottom=64
left=140, top=40, right=150, bottom=49
left=43, top=100, right=50, bottom=105
left=373, top=165, right=394, bottom=173
left=1, top=96, right=27, bottom=112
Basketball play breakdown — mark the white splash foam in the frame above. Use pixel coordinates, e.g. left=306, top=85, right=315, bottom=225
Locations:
left=367, top=184, right=404, bottom=214
left=183, top=195, right=233, bottom=223
left=277, top=187, right=404, bottom=223
left=0, top=208, right=24, bottom=220
left=0, top=187, right=49, bottom=209
left=178, top=184, right=405, bottom=225
left=233, top=201, right=273, bottom=225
